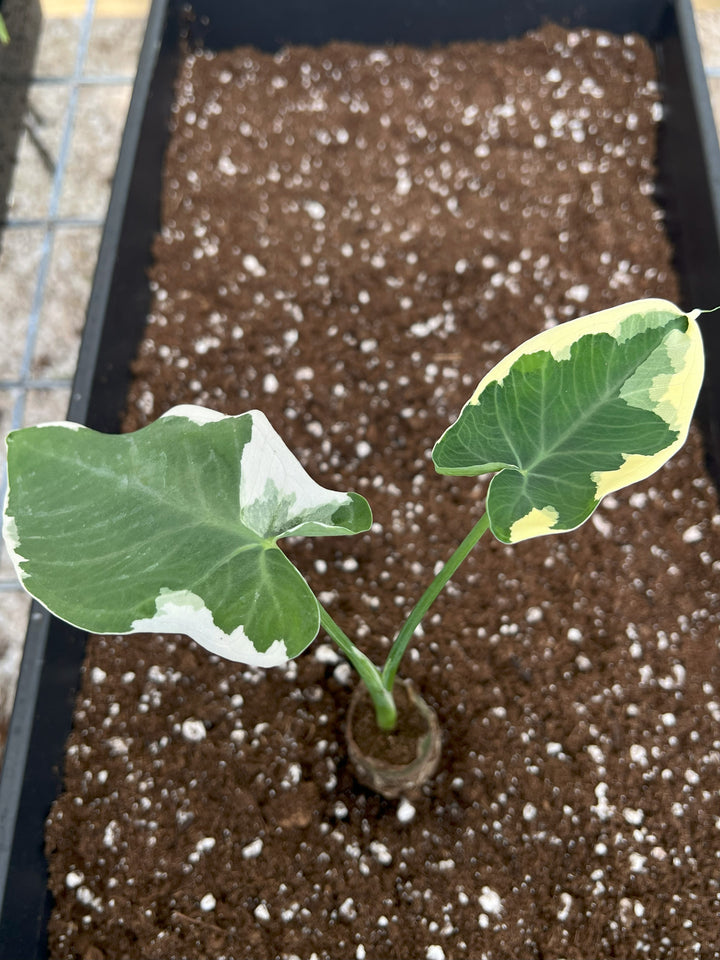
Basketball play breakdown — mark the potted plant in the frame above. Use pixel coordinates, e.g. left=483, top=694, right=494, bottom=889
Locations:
left=2, top=300, right=708, bottom=790
left=1, top=1, right=720, bottom=958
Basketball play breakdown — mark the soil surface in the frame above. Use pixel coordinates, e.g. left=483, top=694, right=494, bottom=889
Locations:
left=46, top=26, right=720, bottom=960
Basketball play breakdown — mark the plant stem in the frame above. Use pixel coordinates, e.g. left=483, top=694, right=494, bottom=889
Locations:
left=319, top=509, right=490, bottom=731
left=381, top=510, right=490, bottom=690
left=318, top=604, right=397, bottom=730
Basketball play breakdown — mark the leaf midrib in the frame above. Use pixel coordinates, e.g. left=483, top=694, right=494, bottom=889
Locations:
left=517, top=333, right=674, bottom=475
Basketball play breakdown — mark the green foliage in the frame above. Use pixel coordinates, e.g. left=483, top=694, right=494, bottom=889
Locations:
left=3, top=406, right=371, bottom=666
left=1, top=298, right=707, bottom=726
left=433, top=299, right=704, bottom=542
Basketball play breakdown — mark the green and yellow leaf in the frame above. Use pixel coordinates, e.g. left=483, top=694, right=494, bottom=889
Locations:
left=3, top=405, right=372, bottom=665
left=432, top=298, right=705, bottom=543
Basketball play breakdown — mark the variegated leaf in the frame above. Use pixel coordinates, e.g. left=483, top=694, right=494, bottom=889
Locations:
left=3, top=405, right=372, bottom=665
left=432, top=299, right=705, bottom=543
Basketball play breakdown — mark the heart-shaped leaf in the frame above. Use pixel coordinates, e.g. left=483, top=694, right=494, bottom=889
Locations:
left=3, top=405, right=372, bottom=665
left=432, top=299, right=705, bottom=543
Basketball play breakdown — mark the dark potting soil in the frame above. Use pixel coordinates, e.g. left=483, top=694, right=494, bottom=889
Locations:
left=350, top=681, right=430, bottom=768
left=46, top=26, right=720, bottom=960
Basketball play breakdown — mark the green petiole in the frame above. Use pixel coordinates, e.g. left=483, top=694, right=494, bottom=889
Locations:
left=318, top=604, right=397, bottom=730
left=319, top=510, right=490, bottom=730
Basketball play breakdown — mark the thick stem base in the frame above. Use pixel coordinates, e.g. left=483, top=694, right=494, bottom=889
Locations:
left=345, top=678, right=442, bottom=799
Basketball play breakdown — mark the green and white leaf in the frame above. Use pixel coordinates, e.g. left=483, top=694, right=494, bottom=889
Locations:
left=3, top=405, right=372, bottom=666
left=432, top=298, right=705, bottom=543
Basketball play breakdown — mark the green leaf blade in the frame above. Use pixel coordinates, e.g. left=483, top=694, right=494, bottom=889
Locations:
left=433, top=299, right=705, bottom=543
left=3, top=405, right=372, bottom=665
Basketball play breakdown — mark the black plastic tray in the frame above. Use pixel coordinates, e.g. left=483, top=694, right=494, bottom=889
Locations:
left=1, top=1, right=719, bottom=956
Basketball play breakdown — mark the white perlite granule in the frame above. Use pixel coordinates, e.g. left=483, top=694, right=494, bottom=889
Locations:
left=181, top=718, right=206, bottom=742
left=241, top=838, right=263, bottom=859
left=397, top=798, right=416, bottom=823
left=479, top=886, right=503, bottom=915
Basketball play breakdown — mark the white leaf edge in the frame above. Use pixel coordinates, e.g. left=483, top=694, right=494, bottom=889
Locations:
left=238, top=410, right=354, bottom=538
left=130, top=587, right=289, bottom=667
left=161, top=404, right=357, bottom=539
